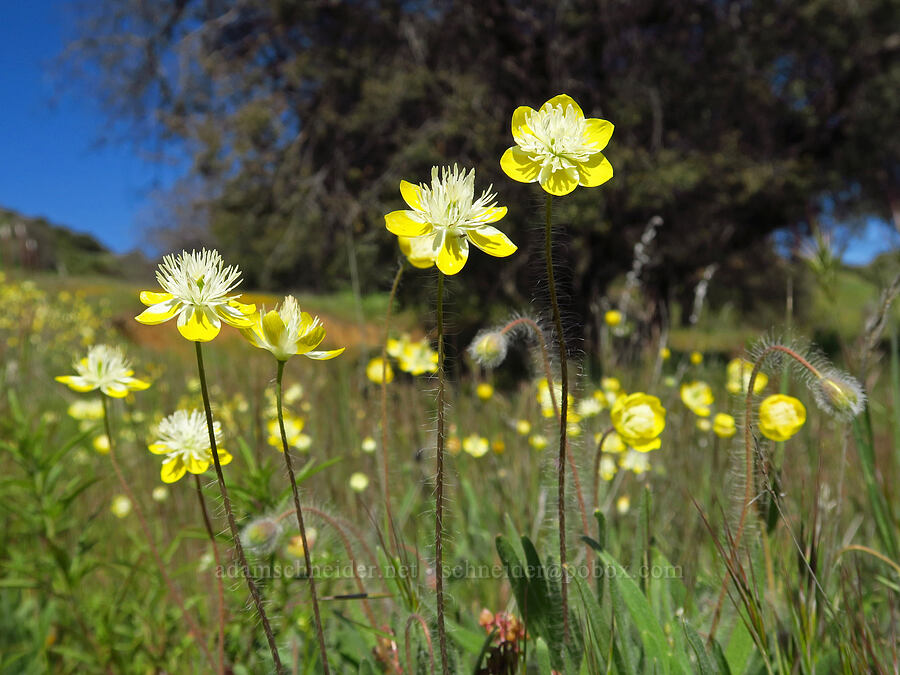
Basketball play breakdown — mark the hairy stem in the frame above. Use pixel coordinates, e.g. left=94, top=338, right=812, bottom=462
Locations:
left=193, top=475, right=225, bottom=675
left=405, top=613, right=436, bottom=675
left=435, top=270, right=449, bottom=674
left=276, top=360, right=330, bottom=674
left=100, top=397, right=215, bottom=671
left=544, top=194, right=570, bottom=640
left=194, top=342, right=284, bottom=673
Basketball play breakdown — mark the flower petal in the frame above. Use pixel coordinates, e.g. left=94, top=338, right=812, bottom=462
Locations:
left=399, top=180, right=422, bottom=210
left=101, top=382, right=130, bottom=398
left=241, top=323, right=264, bottom=348
left=177, top=307, right=221, bottom=342
left=584, top=118, right=614, bottom=151
left=148, top=443, right=170, bottom=455
left=398, top=236, right=436, bottom=268
left=543, top=94, right=584, bottom=118
left=385, top=210, right=431, bottom=237
left=478, top=206, right=508, bottom=224
left=262, top=310, right=286, bottom=346
left=161, top=458, right=187, bottom=483
left=139, top=291, right=173, bottom=306
left=219, top=302, right=254, bottom=327
left=296, top=324, right=326, bottom=354
left=511, top=105, right=536, bottom=142
left=304, top=347, right=346, bottom=361
left=576, top=153, right=613, bottom=188
left=217, top=449, right=233, bottom=466
left=55, top=375, right=96, bottom=393
left=185, top=454, right=210, bottom=474
left=436, top=234, right=469, bottom=276
left=467, top=226, right=517, bottom=258
left=125, top=377, right=151, bottom=392
left=500, top=147, right=541, bottom=184
left=135, top=299, right=181, bottom=325
left=540, top=167, right=579, bottom=196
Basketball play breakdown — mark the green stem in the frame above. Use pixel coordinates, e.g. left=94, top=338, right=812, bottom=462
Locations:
left=435, top=270, right=449, bottom=675
left=194, top=342, right=284, bottom=673
left=544, top=194, right=570, bottom=641
left=100, top=397, right=215, bottom=670
left=193, top=475, right=225, bottom=675
left=276, top=360, right=330, bottom=674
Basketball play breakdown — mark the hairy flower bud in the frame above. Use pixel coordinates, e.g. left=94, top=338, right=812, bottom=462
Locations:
left=813, top=370, right=865, bottom=420
left=468, top=329, right=509, bottom=368
left=241, top=516, right=282, bottom=554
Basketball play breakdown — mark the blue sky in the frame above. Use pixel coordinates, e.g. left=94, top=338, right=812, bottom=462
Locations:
left=0, top=0, right=896, bottom=263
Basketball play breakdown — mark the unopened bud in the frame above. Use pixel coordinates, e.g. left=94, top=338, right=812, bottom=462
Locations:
left=468, top=330, right=509, bottom=369
left=814, top=370, right=865, bottom=420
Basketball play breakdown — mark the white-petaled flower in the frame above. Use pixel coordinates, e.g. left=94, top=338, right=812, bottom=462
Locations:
left=385, top=165, right=516, bottom=275
left=619, top=449, right=651, bottom=475
left=242, top=295, right=344, bottom=362
left=501, top=94, right=614, bottom=196
left=148, top=409, right=232, bottom=483
left=135, top=249, right=256, bottom=342
left=462, top=434, right=490, bottom=458
left=56, top=344, right=151, bottom=398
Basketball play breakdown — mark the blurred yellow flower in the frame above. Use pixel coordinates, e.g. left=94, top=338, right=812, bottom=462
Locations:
left=92, top=435, right=110, bottom=454
left=604, top=310, right=622, bottom=327
left=596, top=430, right=626, bottom=454
left=713, top=413, right=736, bottom=438
left=690, top=351, right=703, bottom=365
left=267, top=414, right=310, bottom=453
left=397, top=338, right=438, bottom=375
left=242, top=295, right=344, bottom=362
left=759, top=395, right=806, bottom=441
left=501, top=94, right=613, bottom=196
left=384, top=165, right=516, bottom=276
left=491, top=438, right=506, bottom=455
left=149, top=410, right=232, bottom=483
left=619, top=450, right=651, bottom=475
left=598, top=455, right=617, bottom=481
left=135, top=249, right=256, bottom=342
left=476, top=383, right=494, bottom=400
left=616, top=495, right=631, bottom=514
left=681, top=381, right=714, bottom=417
left=696, top=418, right=712, bottom=432
left=151, top=486, right=169, bottom=502
left=286, top=529, right=317, bottom=559
left=726, top=358, right=768, bottom=395
left=529, top=434, right=548, bottom=451
left=67, top=399, right=104, bottom=421
left=659, top=347, right=671, bottom=360
left=515, top=419, right=532, bottom=436
left=110, top=495, right=132, bottom=519
left=611, top=393, right=666, bottom=448
left=349, top=473, right=370, bottom=492
left=463, top=434, right=490, bottom=458
left=361, top=436, right=377, bottom=454
left=56, top=345, right=150, bottom=398
left=576, top=397, right=603, bottom=418
left=367, top=357, right=394, bottom=384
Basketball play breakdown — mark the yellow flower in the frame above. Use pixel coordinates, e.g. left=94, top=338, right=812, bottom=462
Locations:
left=267, top=414, right=310, bottom=453
left=528, top=434, right=548, bottom=451
left=56, top=344, right=151, bottom=398
left=361, top=436, right=377, bottom=454
left=349, top=472, right=370, bottom=492
left=476, top=383, right=494, bottom=400
left=713, top=413, right=736, bottom=438
left=501, top=94, right=614, bottom=196
left=659, top=347, right=671, bottom=361
left=67, top=399, right=104, bottom=421
left=135, top=249, right=256, bottom=342
left=148, top=409, right=232, bottom=483
left=242, top=295, right=344, bottom=362
left=110, top=495, right=132, bottom=519
left=152, top=486, right=169, bottom=502
left=596, top=430, right=626, bottom=454
left=619, top=450, right=651, bottom=475
left=515, top=419, right=532, bottom=436
left=384, top=165, right=516, bottom=275
left=397, top=338, right=438, bottom=375
left=616, top=495, right=631, bottom=514
left=577, top=396, right=603, bottom=418
left=690, top=351, right=703, bottom=365
left=491, top=438, right=506, bottom=455
left=598, top=455, right=617, bottom=481
left=610, top=393, right=666, bottom=448
left=680, top=381, right=714, bottom=417
left=463, top=434, right=490, bottom=458
left=758, top=395, right=806, bottom=441
left=367, top=357, right=394, bottom=384
left=537, top=378, right=573, bottom=417
left=92, top=435, right=110, bottom=454
left=726, top=358, right=768, bottom=394
left=286, top=529, right=317, bottom=559
left=696, top=418, right=712, bottom=432
left=604, top=310, right=623, bottom=327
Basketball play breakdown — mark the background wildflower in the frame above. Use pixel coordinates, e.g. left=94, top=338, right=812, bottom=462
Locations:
left=56, top=344, right=150, bottom=398
left=242, top=295, right=344, bottom=362
left=149, top=409, right=233, bottom=483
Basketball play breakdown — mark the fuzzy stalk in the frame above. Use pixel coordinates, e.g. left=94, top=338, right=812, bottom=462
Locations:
left=434, top=269, right=449, bottom=674
left=193, top=475, right=225, bottom=675
left=544, top=194, right=570, bottom=640
left=194, top=342, right=284, bottom=673
left=276, top=360, right=330, bottom=673
left=100, top=397, right=215, bottom=671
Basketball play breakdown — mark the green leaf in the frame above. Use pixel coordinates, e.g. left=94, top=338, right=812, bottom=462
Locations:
left=535, top=637, right=553, bottom=674
left=682, top=618, right=716, bottom=675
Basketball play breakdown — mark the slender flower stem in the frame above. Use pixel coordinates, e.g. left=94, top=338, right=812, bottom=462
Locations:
left=435, top=270, right=449, bottom=675
left=276, top=360, right=330, bottom=674
left=193, top=475, right=225, bottom=675
left=708, top=344, right=817, bottom=643
left=100, top=397, right=215, bottom=671
left=194, top=342, right=284, bottom=674
left=593, top=427, right=614, bottom=511
left=381, top=262, right=405, bottom=551
left=544, top=194, right=570, bottom=640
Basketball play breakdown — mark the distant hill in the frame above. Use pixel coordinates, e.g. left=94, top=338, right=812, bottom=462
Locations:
left=0, top=207, right=151, bottom=278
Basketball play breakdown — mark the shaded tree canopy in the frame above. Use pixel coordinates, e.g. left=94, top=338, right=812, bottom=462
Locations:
left=67, top=0, right=900, bottom=337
